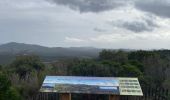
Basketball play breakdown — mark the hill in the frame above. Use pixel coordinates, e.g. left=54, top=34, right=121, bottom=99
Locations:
left=0, top=42, right=102, bottom=64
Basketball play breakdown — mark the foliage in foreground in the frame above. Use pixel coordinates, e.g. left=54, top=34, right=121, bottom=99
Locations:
left=0, top=50, right=170, bottom=100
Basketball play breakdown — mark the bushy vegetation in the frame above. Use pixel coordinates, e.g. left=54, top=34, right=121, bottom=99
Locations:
left=0, top=68, right=21, bottom=100
left=0, top=50, right=170, bottom=100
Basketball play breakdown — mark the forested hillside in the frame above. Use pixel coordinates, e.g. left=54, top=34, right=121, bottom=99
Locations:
left=0, top=49, right=170, bottom=100
left=0, top=42, right=101, bottom=64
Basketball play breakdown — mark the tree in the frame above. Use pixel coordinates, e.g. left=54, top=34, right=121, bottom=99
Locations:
left=128, top=60, right=144, bottom=72
left=0, top=65, right=2, bottom=70
left=0, top=72, right=20, bottom=100
left=118, top=64, right=143, bottom=78
left=99, top=50, right=128, bottom=63
left=99, top=50, right=114, bottom=60
left=7, top=55, right=46, bottom=100
left=10, top=55, right=45, bottom=79
left=71, top=60, right=112, bottom=77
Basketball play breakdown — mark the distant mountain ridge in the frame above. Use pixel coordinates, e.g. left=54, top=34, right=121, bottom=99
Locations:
left=0, top=42, right=102, bottom=64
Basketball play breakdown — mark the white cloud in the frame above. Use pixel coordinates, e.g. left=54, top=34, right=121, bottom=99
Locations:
left=88, top=31, right=170, bottom=49
left=91, top=32, right=170, bottom=43
left=90, top=34, right=131, bottom=43
left=64, top=37, right=86, bottom=43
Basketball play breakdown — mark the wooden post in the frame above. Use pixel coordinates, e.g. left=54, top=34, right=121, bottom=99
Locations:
left=60, top=93, right=71, bottom=100
left=109, top=95, right=119, bottom=100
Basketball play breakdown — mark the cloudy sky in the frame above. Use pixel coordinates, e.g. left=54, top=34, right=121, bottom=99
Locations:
left=0, top=0, right=170, bottom=49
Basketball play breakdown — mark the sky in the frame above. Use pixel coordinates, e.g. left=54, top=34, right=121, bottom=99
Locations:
left=0, top=0, right=170, bottom=49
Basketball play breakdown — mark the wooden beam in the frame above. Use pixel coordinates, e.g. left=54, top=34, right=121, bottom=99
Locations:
left=109, top=95, right=119, bottom=100
left=60, top=93, right=71, bottom=100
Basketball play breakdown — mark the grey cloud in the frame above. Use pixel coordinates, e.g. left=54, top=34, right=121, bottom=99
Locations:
left=47, top=0, right=127, bottom=13
left=121, top=21, right=152, bottom=33
left=111, top=17, right=159, bottom=33
left=47, top=0, right=170, bottom=17
left=93, top=28, right=107, bottom=32
left=144, top=16, right=158, bottom=28
left=135, top=0, right=170, bottom=18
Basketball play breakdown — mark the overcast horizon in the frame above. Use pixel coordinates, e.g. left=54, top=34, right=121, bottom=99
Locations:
left=1, top=0, right=170, bottom=49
